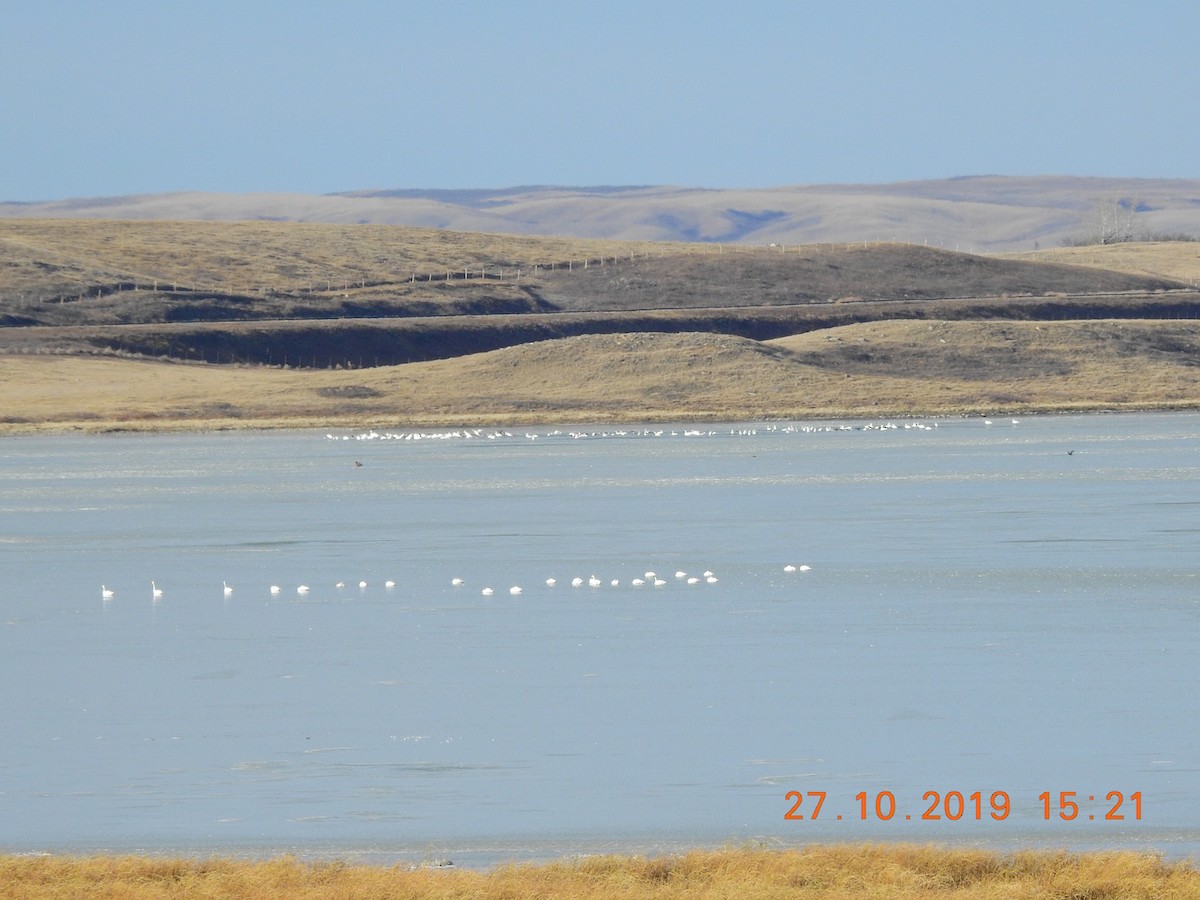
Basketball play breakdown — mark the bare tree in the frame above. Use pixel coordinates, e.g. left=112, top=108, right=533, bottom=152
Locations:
left=1079, top=196, right=1141, bottom=244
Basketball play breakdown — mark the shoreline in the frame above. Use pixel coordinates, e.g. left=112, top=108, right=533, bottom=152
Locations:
left=3, top=843, right=1198, bottom=898
left=4, top=401, right=1200, bottom=439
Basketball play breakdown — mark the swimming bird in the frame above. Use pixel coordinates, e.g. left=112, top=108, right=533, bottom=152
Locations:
left=545, top=578, right=557, bottom=587
left=358, top=580, right=367, bottom=589
left=509, top=585, right=523, bottom=595
left=784, top=565, right=797, bottom=573
left=223, top=581, right=233, bottom=597
left=588, top=575, right=601, bottom=587
left=611, top=579, right=620, bottom=587
left=151, top=581, right=163, bottom=599
left=798, top=564, right=812, bottom=571
left=335, top=581, right=346, bottom=589
left=631, top=578, right=644, bottom=586
left=451, top=577, right=464, bottom=586
left=481, top=587, right=494, bottom=596
left=571, top=577, right=584, bottom=587
left=687, top=577, right=700, bottom=584
left=270, top=585, right=281, bottom=595
left=101, top=585, right=114, bottom=600
left=297, top=585, right=310, bottom=595
left=675, top=571, right=687, bottom=579
left=706, top=575, right=718, bottom=583
left=385, top=580, right=396, bottom=589
left=653, top=578, right=666, bottom=587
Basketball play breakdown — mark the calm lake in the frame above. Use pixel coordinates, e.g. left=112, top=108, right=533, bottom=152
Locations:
left=1, top=413, right=1197, bottom=866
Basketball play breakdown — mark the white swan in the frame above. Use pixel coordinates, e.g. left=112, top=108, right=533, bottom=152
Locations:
left=269, top=585, right=281, bottom=595
left=223, top=581, right=233, bottom=596
left=451, top=577, right=464, bottom=586
left=588, top=575, right=601, bottom=587
left=385, top=580, right=396, bottom=588
left=481, top=587, right=494, bottom=596
left=571, top=577, right=584, bottom=587
left=297, top=584, right=310, bottom=595
left=509, top=585, right=523, bottom=595
left=545, top=578, right=557, bottom=586
left=151, top=581, right=163, bottom=599
left=783, top=564, right=797, bottom=573
left=101, top=585, right=114, bottom=599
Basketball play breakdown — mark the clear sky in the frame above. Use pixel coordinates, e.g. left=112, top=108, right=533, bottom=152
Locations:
left=3, top=0, right=1197, bottom=201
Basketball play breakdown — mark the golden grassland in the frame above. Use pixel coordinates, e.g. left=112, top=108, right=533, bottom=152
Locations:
left=7, top=217, right=1194, bottom=302
left=1013, top=242, right=1200, bottom=285
left=2, top=845, right=1198, bottom=899
left=0, top=218, right=684, bottom=298
left=3, top=320, right=1199, bottom=435
left=3, top=226, right=1199, bottom=434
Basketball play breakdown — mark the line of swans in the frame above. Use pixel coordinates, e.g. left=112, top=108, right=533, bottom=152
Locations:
left=102, top=564, right=812, bottom=601
left=103, top=566, right=816, bottom=602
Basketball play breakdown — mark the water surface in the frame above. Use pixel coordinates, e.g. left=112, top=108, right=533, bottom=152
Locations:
left=1, top=413, right=1197, bottom=865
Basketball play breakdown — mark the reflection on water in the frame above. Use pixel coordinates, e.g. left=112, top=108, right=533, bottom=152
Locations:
left=1, top=413, right=1198, bottom=865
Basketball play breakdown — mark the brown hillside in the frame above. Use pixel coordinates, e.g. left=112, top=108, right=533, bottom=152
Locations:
left=5, top=322, right=1200, bottom=434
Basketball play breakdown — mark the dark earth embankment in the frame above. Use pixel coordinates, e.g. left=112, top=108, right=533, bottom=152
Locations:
left=3, top=293, right=1198, bottom=367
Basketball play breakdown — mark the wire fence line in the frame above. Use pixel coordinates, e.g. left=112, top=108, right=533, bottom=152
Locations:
left=28, top=240, right=1019, bottom=305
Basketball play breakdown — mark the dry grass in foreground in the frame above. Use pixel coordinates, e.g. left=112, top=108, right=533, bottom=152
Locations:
left=2, top=845, right=1198, bottom=899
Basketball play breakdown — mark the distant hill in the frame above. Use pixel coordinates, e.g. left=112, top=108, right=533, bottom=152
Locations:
left=3, top=176, right=1198, bottom=251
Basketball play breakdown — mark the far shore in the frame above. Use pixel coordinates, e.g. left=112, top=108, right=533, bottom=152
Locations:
left=4, top=320, right=1200, bottom=437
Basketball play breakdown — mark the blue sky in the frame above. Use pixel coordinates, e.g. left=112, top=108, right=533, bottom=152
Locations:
left=3, top=0, right=1197, bottom=201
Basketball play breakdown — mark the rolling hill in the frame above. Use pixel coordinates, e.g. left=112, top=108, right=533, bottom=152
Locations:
left=3, top=176, right=1198, bottom=252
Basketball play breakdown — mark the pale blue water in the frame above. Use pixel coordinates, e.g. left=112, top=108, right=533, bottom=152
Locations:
left=1, top=413, right=1197, bottom=866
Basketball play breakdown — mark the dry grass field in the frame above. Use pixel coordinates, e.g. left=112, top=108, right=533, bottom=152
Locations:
left=3, top=219, right=1199, bottom=433
left=2, top=845, right=1198, bottom=899
left=4, top=321, right=1200, bottom=434
left=1013, top=241, right=1200, bottom=285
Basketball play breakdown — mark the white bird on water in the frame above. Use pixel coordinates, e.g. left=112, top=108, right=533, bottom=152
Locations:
left=481, top=587, right=494, bottom=596
left=270, top=585, right=281, bottom=595
left=151, top=581, right=163, bottom=599
left=297, top=584, right=310, bottom=595
left=101, top=585, right=114, bottom=600
left=509, top=585, right=523, bottom=595
left=451, top=577, right=464, bottom=586
left=545, top=578, right=557, bottom=587
left=223, top=581, right=233, bottom=597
